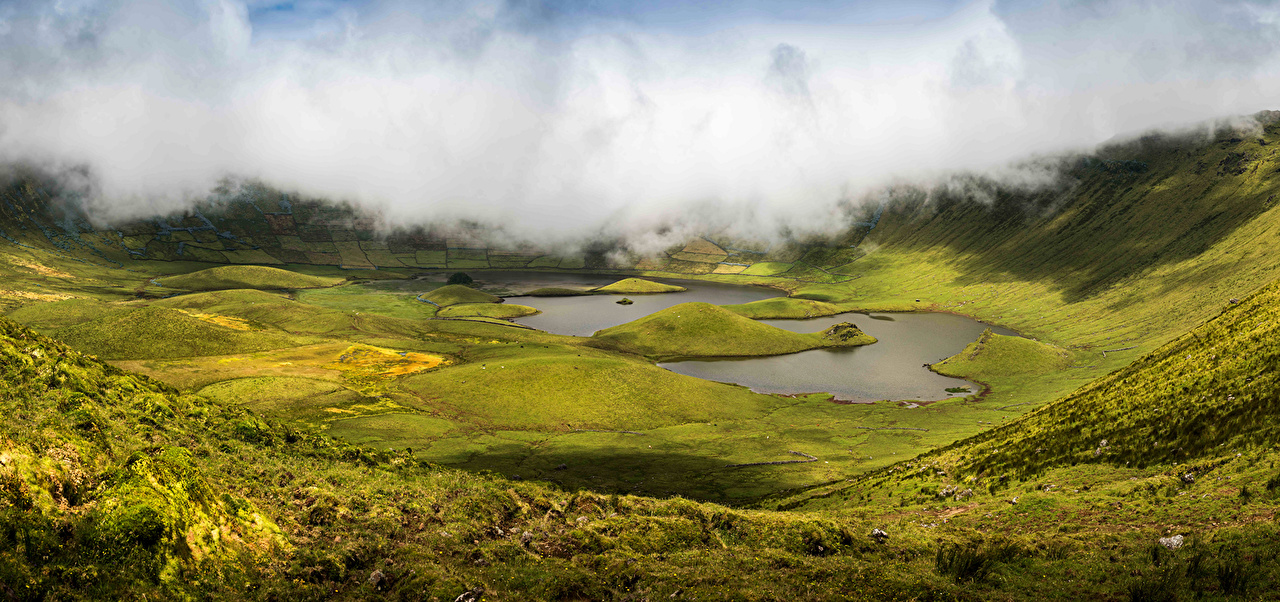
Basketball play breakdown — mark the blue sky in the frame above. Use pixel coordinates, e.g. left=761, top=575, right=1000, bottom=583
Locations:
left=245, top=0, right=972, bottom=39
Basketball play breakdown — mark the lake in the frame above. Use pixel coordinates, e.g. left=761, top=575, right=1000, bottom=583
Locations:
left=415, top=271, right=1015, bottom=402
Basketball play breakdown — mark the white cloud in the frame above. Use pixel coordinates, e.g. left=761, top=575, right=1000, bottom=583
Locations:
left=1, top=0, right=1278, bottom=249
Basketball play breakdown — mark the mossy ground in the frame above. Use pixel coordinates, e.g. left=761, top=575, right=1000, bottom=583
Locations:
left=589, top=302, right=870, bottom=360
left=158, top=264, right=344, bottom=290
left=592, top=277, right=687, bottom=294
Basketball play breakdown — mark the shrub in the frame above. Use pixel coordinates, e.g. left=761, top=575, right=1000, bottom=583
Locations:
left=935, top=543, right=992, bottom=583
left=447, top=272, right=473, bottom=285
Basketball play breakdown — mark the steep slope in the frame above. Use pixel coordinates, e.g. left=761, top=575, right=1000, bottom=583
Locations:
left=952, top=276, right=1280, bottom=478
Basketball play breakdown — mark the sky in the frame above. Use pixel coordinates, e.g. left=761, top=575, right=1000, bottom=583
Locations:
left=1, top=0, right=1279, bottom=248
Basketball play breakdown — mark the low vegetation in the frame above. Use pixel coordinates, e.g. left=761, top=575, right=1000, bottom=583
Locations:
left=723, top=296, right=848, bottom=319
left=421, top=284, right=502, bottom=306
left=589, top=302, right=872, bottom=360
left=592, top=277, right=687, bottom=294
left=157, top=265, right=343, bottom=290
left=437, top=302, right=539, bottom=319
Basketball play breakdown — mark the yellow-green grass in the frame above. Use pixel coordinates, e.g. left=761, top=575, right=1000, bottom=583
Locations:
left=944, top=275, right=1280, bottom=479
left=589, top=302, right=868, bottom=360
left=421, top=283, right=502, bottom=306
left=436, top=302, right=539, bottom=319
left=723, top=296, right=849, bottom=319
left=592, top=277, right=687, bottom=294
left=932, top=329, right=1075, bottom=380
left=53, top=306, right=306, bottom=360
left=12, top=312, right=1280, bottom=600
left=158, top=265, right=343, bottom=290
left=740, top=261, right=793, bottom=276
left=296, top=285, right=439, bottom=320
left=401, top=344, right=777, bottom=431
left=6, top=297, right=119, bottom=330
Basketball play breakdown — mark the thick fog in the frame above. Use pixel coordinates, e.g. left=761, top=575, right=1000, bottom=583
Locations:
left=2, top=0, right=1279, bottom=248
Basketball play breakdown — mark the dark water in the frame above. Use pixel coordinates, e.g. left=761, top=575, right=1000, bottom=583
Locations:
left=661, top=313, right=1017, bottom=403
left=495, top=272, right=783, bottom=337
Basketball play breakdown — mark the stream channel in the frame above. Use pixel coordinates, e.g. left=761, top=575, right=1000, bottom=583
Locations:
left=453, top=271, right=1016, bottom=403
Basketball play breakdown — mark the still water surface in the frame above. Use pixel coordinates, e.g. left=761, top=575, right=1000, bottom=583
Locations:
left=661, top=313, right=1017, bottom=403
left=430, top=271, right=1015, bottom=403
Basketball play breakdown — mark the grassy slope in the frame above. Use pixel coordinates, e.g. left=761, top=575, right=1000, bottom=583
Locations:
left=53, top=306, right=306, bottom=360
left=158, top=265, right=344, bottom=290
left=589, top=302, right=866, bottom=360
left=422, top=284, right=502, bottom=306
left=0, top=316, right=981, bottom=601
left=775, top=275, right=1280, bottom=600
left=437, top=302, right=539, bottom=319
left=593, top=277, right=687, bottom=294
left=756, top=126, right=1280, bottom=416
left=932, top=329, right=1075, bottom=382
left=723, top=296, right=848, bottom=319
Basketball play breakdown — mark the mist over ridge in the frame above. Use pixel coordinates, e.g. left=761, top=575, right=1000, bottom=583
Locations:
left=3, top=0, right=1280, bottom=251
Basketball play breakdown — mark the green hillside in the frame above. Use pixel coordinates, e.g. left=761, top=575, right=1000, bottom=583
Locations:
left=0, top=316, right=966, bottom=600
left=590, top=302, right=873, bottom=360
left=724, top=297, right=848, bottom=319
left=593, top=277, right=687, bottom=294
left=951, top=277, right=1280, bottom=478
left=421, top=284, right=502, bottom=306
left=158, top=265, right=343, bottom=290
left=437, top=302, right=539, bottom=319
left=53, top=306, right=304, bottom=360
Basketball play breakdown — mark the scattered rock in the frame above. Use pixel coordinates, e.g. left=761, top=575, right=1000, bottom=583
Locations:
left=555, top=463, right=568, bottom=471
left=871, top=528, right=889, bottom=542
left=454, top=587, right=485, bottom=602
left=510, top=474, right=522, bottom=481
left=368, top=570, right=385, bottom=588
left=1158, top=535, right=1185, bottom=550
left=1181, top=472, right=1197, bottom=484
left=521, top=531, right=534, bottom=545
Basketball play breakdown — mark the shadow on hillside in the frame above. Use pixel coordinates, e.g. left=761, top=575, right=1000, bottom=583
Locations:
left=434, top=444, right=810, bottom=505
left=874, top=136, right=1279, bottom=303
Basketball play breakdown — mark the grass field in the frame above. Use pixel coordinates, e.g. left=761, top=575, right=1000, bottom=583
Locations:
left=8, top=118, right=1280, bottom=598
left=421, top=283, right=503, bottom=306
left=592, top=277, right=687, bottom=294
left=590, top=302, right=871, bottom=360
left=158, top=264, right=344, bottom=290
left=724, top=296, right=850, bottom=319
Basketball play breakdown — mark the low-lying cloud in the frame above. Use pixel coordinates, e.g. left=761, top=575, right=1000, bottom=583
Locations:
left=2, top=0, right=1280, bottom=250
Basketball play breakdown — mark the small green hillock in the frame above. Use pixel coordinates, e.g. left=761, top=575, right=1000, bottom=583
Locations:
left=421, top=284, right=502, bottom=306
left=820, top=322, right=877, bottom=346
left=158, top=265, right=343, bottom=290
left=932, top=329, right=1074, bottom=379
left=437, top=302, right=539, bottom=319
left=589, top=302, right=872, bottom=360
left=724, top=297, right=846, bottom=319
left=592, top=277, right=687, bottom=294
